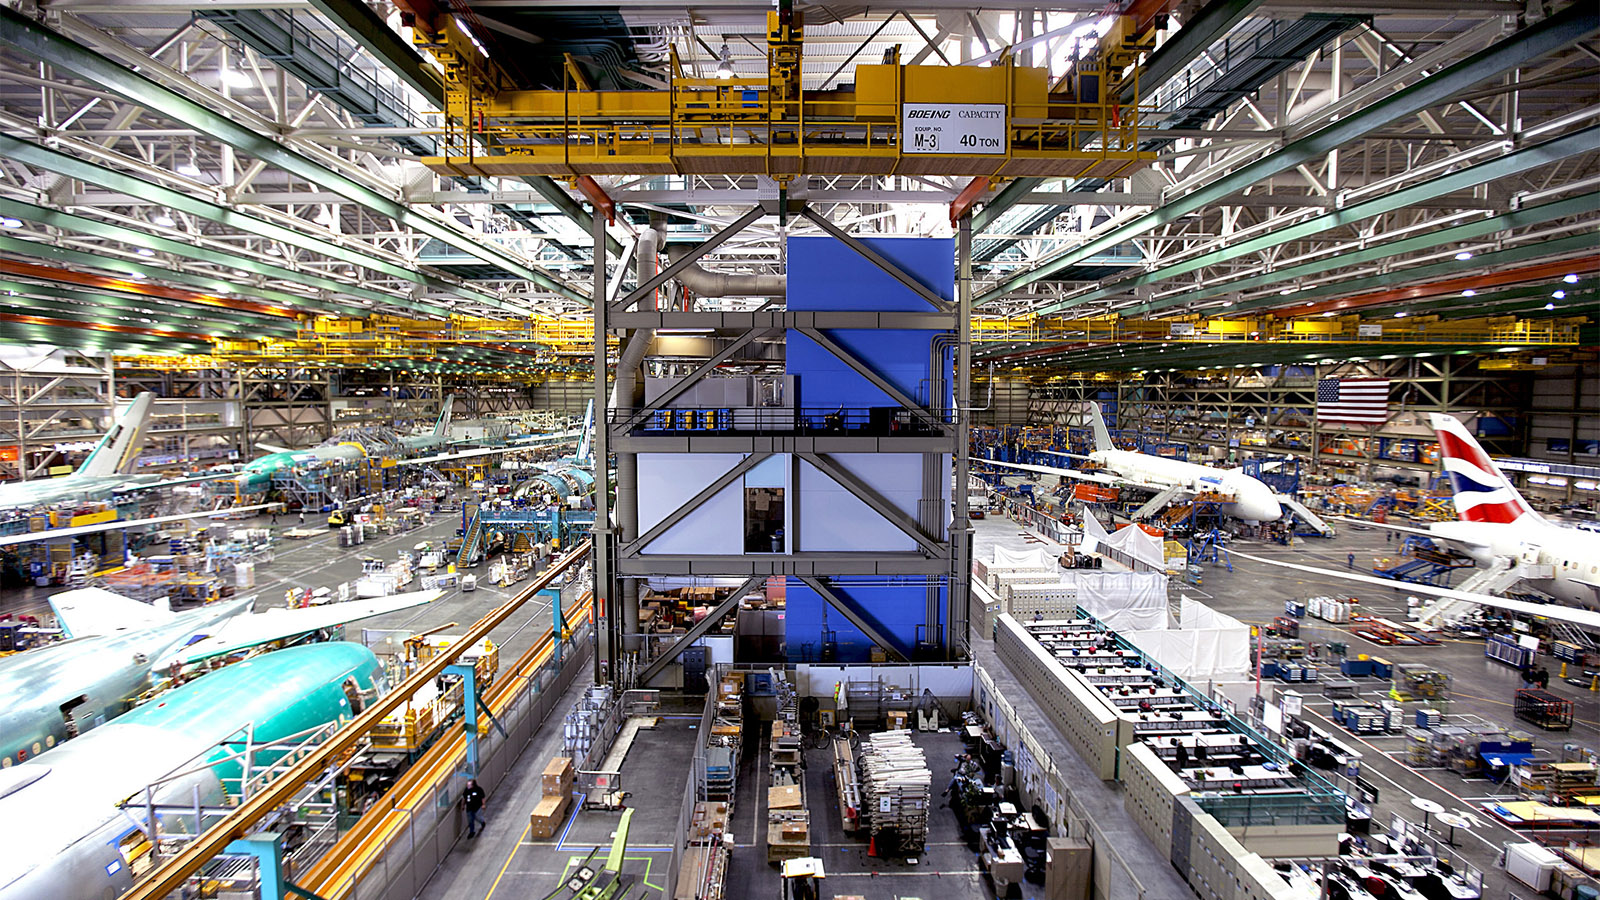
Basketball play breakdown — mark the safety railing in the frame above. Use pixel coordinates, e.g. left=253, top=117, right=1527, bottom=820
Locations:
left=612, top=404, right=953, bottom=436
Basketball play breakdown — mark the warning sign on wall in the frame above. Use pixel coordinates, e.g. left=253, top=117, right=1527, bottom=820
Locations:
left=902, top=103, right=1007, bottom=154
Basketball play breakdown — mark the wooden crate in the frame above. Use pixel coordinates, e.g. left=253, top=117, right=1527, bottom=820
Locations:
left=767, top=784, right=803, bottom=810
left=528, top=793, right=570, bottom=839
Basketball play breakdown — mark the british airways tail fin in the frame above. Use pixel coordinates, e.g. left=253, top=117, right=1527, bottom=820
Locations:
left=77, top=393, right=153, bottom=478
left=1429, top=413, right=1541, bottom=525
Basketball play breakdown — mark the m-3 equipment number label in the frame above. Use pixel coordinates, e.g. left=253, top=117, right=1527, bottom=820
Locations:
left=902, top=103, right=1007, bottom=154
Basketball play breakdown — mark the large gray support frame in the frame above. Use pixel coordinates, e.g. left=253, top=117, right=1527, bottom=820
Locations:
left=637, top=576, right=763, bottom=686
left=608, top=201, right=965, bottom=674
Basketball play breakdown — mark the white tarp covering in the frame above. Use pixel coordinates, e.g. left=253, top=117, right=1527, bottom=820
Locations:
left=1121, top=596, right=1250, bottom=680
left=990, top=546, right=1059, bottom=570
left=1080, top=512, right=1109, bottom=555
left=1104, top=523, right=1166, bottom=571
left=1075, top=572, right=1169, bottom=630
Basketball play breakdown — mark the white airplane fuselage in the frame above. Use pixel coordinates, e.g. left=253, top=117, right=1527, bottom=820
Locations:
left=1428, top=519, right=1600, bottom=609
left=1091, top=448, right=1283, bottom=524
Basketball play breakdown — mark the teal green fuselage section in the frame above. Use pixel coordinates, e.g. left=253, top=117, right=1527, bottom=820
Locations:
left=117, top=642, right=384, bottom=783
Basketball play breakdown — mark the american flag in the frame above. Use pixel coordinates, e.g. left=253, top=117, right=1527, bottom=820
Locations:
left=1316, top=378, right=1390, bottom=424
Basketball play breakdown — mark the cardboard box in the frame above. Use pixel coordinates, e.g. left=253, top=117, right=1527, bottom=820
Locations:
left=887, top=710, right=908, bottom=730
left=768, top=785, right=803, bottom=810
left=528, top=794, right=570, bottom=839
left=542, top=756, right=574, bottom=795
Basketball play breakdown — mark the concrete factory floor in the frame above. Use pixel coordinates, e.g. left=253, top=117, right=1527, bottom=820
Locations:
left=973, top=503, right=1600, bottom=900
left=5, top=493, right=1598, bottom=900
left=1, top=503, right=572, bottom=666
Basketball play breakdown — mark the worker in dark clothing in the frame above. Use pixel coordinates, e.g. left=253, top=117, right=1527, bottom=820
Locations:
left=1347, top=552, right=1355, bottom=569
left=462, top=778, right=487, bottom=837
left=1174, top=742, right=1190, bottom=771
left=1535, top=667, right=1550, bottom=690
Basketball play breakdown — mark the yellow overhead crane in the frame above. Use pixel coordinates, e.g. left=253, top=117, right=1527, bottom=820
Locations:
left=406, top=4, right=1158, bottom=180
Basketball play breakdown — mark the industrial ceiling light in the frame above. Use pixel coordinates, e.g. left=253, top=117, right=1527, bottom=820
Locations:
left=1454, top=250, right=1473, bottom=260
left=152, top=212, right=175, bottom=228
left=136, top=248, right=155, bottom=257
left=1461, top=289, right=1476, bottom=297
left=1563, top=273, right=1578, bottom=284
left=1393, top=311, right=1407, bottom=318
left=1552, top=289, right=1566, bottom=299
left=222, top=67, right=253, bottom=89
left=715, top=44, right=734, bottom=79
left=1545, top=303, right=1556, bottom=310
left=176, top=148, right=202, bottom=178
left=0, top=216, right=21, bottom=228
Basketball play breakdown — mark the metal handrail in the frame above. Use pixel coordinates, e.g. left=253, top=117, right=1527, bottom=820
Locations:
left=122, top=540, right=594, bottom=900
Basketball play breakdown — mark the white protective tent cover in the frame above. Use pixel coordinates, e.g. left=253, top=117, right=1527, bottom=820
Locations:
left=1079, top=513, right=1109, bottom=555
left=1121, top=596, right=1250, bottom=680
left=989, top=546, right=1060, bottom=570
left=1104, top=523, right=1166, bottom=571
left=1075, top=572, right=1169, bottom=630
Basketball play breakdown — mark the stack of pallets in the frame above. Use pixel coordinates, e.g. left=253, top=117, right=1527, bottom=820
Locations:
left=859, top=730, right=931, bottom=852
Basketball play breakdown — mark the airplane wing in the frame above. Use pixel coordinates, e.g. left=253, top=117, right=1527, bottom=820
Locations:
left=49, top=586, right=174, bottom=636
left=119, top=470, right=244, bottom=492
left=1228, top=549, right=1600, bottom=630
left=398, top=432, right=583, bottom=468
left=255, top=441, right=292, bottom=453
left=1326, top=517, right=1492, bottom=553
left=0, top=504, right=277, bottom=548
left=158, top=589, right=443, bottom=668
left=975, top=458, right=1124, bottom=486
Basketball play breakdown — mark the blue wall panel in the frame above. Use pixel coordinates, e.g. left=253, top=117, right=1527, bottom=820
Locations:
left=783, top=577, right=946, bottom=662
left=786, top=235, right=954, bottom=412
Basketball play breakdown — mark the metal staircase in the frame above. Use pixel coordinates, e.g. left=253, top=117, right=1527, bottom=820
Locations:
left=1412, top=556, right=1520, bottom=628
left=456, top=505, right=483, bottom=569
left=1279, top=497, right=1334, bottom=537
left=1132, top=485, right=1186, bottom=521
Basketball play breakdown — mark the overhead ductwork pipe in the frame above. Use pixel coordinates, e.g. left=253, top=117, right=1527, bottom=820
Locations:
left=666, top=246, right=785, bottom=297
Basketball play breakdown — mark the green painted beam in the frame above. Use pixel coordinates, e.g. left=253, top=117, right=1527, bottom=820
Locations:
left=299, top=0, right=440, bottom=105
left=977, top=3, right=1600, bottom=306
left=0, top=135, right=510, bottom=314
left=0, top=324, right=211, bottom=354
left=1034, top=130, right=1600, bottom=316
left=1215, top=232, right=1598, bottom=316
left=291, top=0, right=620, bottom=258
left=0, top=278, right=298, bottom=335
left=0, top=237, right=362, bottom=317
left=1118, top=0, right=1265, bottom=106
left=1124, top=192, right=1600, bottom=315
left=0, top=201, right=456, bottom=317
left=972, top=177, right=1043, bottom=234
left=0, top=7, right=588, bottom=306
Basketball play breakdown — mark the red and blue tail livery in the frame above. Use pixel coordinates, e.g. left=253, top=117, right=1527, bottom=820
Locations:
left=1428, top=413, right=1538, bottom=525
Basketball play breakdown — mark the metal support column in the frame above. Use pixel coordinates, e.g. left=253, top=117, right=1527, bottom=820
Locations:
left=951, top=216, right=973, bottom=656
left=225, top=832, right=286, bottom=900
left=590, top=210, right=614, bottom=684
